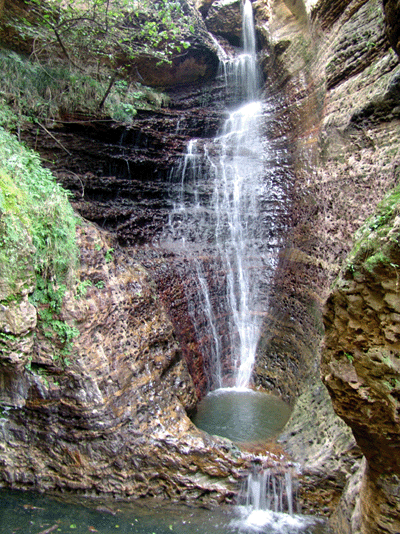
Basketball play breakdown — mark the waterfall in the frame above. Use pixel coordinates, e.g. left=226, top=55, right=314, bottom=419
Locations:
left=235, top=465, right=319, bottom=533
left=241, top=467, right=295, bottom=516
left=163, top=0, right=283, bottom=390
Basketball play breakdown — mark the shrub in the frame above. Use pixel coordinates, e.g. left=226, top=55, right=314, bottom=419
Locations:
left=0, top=125, right=78, bottom=286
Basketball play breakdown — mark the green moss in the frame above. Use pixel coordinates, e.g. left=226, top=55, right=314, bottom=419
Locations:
left=0, top=126, right=78, bottom=284
left=345, top=184, right=400, bottom=275
left=0, top=124, right=80, bottom=356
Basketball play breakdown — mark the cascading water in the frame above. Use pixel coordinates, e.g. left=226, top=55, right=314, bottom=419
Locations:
left=235, top=466, right=319, bottom=533
left=164, top=0, right=280, bottom=391
left=161, top=6, right=315, bottom=527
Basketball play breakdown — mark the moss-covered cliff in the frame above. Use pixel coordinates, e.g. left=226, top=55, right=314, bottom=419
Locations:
left=322, top=186, right=400, bottom=534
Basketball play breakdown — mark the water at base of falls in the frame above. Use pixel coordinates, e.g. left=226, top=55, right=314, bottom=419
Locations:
left=191, top=390, right=321, bottom=533
left=192, top=388, right=291, bottom=443
left=0, top=488, right=328, bottom=534
left=233, top=507, right=321, bottom=534
left=233, top=467, right=324, bottom=534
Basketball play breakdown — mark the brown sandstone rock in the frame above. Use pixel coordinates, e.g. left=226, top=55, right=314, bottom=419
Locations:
left=2, top=0, right=400, bottom=526
left=255, top=0, right=400, bottom=528
left=321, top=211, right=400, bottom=533
left=205, top=0, right=242, bottom=45
left=195, top=0, right=216, bottom=16
left=0, top=222, right=244, bottom=502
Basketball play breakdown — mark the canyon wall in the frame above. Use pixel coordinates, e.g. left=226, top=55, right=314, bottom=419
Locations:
left=252, top=0, right=400, bottom=531
left=0, top=221, right=245, bottom=503
left=1, top=0, right=400, bottom=531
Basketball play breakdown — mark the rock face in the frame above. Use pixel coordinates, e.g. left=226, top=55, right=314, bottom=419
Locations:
left=204, top=0, right=242, bottom=45
left=383, top=0, right=400, bottom=57
left=321, top=198, right=400, bottom=533
left=0, top=222, right=243, bottom=501
left=249, top=0, right=400, bottom=529
left=121, top=0, right=220, bottom=88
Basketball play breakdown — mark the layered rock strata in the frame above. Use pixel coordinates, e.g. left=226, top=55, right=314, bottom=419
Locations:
left=1, top=0, right=400, bottom=529
left=0, top=222, right=244, bottom=501
left=254, top=0, right=400, bottom=530
left=322, top=196, right=400, bottom=533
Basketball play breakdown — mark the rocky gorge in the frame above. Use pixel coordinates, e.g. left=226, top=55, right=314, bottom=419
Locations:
left=1, top=0, right=400, bottom=532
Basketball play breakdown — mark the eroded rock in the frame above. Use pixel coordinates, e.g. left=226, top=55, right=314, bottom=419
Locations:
left=205, top=0, right=242, bottom=45
left=0, top=222, right=244, bottom=502
left=383, top=0, right=400, bottom=57
left=321, top=205, right=400, bottom=533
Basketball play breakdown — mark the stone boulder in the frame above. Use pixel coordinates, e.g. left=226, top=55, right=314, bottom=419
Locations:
left=125, top=46, right=218, bottom=88
left=205, top=0, right=242, bottom=45
left=194, top=0, right=215, bottom=17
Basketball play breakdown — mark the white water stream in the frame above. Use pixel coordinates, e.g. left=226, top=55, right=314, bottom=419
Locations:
left=161, top=4, right=315, bottom=527
left=207, top=0, right=263, bottom=389
left=165, top=0, right=279, bottom=390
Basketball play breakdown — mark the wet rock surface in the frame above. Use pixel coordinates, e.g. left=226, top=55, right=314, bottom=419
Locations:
left=279, top=384, right=362, bottom=516
left=1, top=0, right=400, bottom=528
left=321, top=212, right=400, bottom=533
left=204, top=0, right=242, bottom=45
left=251, top=0, right=400, bottom=529
left=0, top=222, right=244, bottom=501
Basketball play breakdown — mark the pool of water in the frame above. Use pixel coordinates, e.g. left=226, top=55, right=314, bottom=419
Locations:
left=192, top=388, right=292, bottom=443
left=0, top=489, right=329, bottom=534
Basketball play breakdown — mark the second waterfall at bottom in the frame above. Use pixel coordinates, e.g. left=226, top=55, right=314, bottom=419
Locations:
left=234, top=466, right=320, bottom=533
left=241, top=467, right=295, bottom=515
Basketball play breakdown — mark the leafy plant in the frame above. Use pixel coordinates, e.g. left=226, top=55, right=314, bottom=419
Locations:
left=0, top=127, right=78, bottom=285
left=0, top=126, right=79, bottom=358
left=344, top=352, right=354, bottom=363
left=105, top=247, right=115, bottom=263
left=75, top=279, right=93, bottom=299
left=0, top=50, right=170, bottom=123
left=346, top=184, right=400, bottom=275
left=30, top=275, right=80, bottom=357
left=6, top=0, right=195, bottom=110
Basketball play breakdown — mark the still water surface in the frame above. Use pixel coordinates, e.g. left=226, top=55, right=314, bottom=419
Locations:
left=192, top=388, right=292, bottom=443
left=0, top=488, right=329, bottom=534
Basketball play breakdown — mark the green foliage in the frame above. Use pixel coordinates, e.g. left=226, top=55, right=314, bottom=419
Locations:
left=75, top=279, right=93, bottom=299
left=2, top=0, right=195, bottom=112
left=0, top=50, right=169, bottom=123
left=30, top=276, right=66, bottom=314
left=0, top=98, right=21, bottom=131
left=0, top=126, right=79, bottom=357
left=105, top=247, right=114, bottom=263
left=346, top=184, right=400, bottom=274
left=30, top=275, right=80, bottom=356
left=344, top=352, right=354, bottom=363
left=0, top=126, right=78, bottom=284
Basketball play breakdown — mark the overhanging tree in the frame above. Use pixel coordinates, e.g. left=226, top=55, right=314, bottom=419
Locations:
left=20, top=0, right=195, bottom=108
